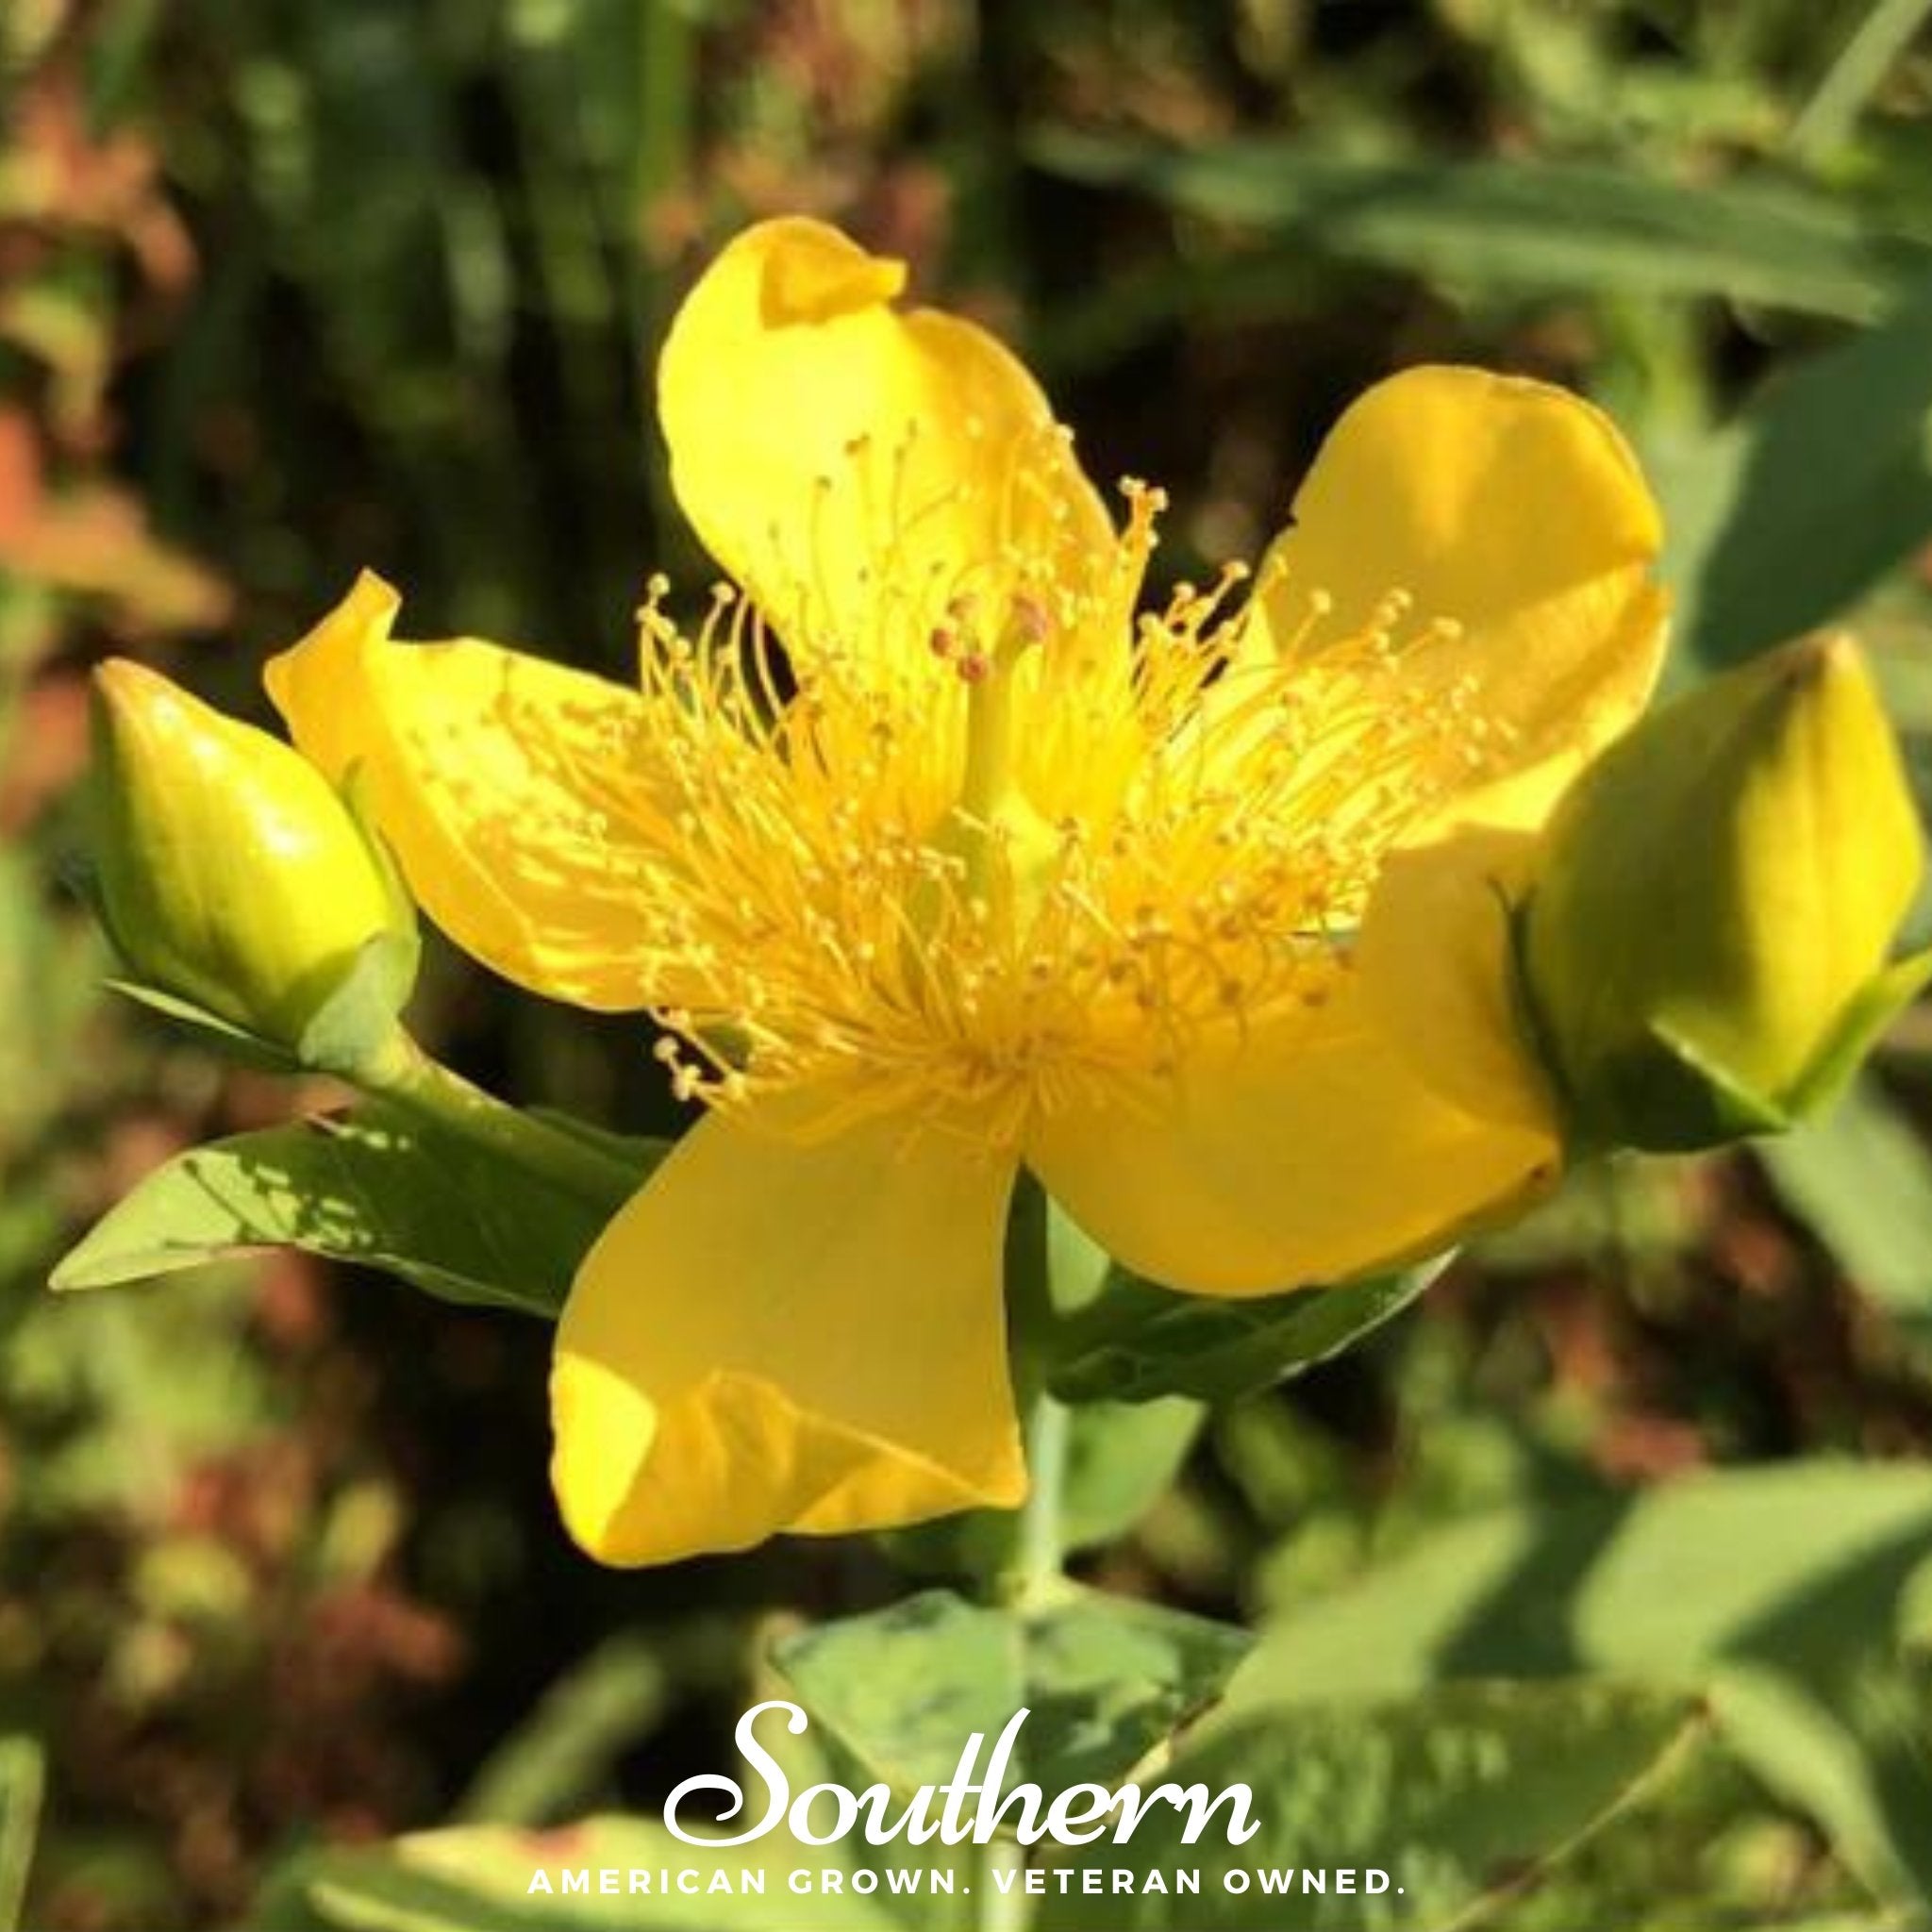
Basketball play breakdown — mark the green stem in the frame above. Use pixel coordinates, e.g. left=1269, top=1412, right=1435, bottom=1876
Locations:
left=974, top=1180, right=1075, bottom=1930
left=1000, top=1387, right=1070, bottom=1611
left=360, top=1034, right=638, bottom=1208
left=978, top=1837, right=1027, bottom=1932
left=987, top=1177, right=1070, bottom=1604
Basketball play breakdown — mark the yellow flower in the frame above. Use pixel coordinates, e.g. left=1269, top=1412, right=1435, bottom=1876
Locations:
left=265, top=219, right=1665, bottom=1566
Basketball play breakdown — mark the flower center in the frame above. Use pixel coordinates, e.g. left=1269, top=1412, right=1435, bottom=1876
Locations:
left=584, top=470, right=1497, bottom=1146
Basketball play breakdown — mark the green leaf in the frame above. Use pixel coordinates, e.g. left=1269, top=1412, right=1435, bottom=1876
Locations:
left=878, top=1399, right=1203, bottom=1578
left=284, top=1814, right=906, bottom=1932
left=1757, top=1075, right=1932, bottom=1357
left=1048, top=1261, right=1447, bottom=1407
left=1058, top=1398, right=1205, bottom=1552
left=1039, top=1681, right=1706, bottom=1931
left=50, top=1104, right=658, bottom=1319
left=0, top=1737, right=43, bottom=1932
left=1026, top=136, right=1932, bottom=330
left=455, top=1635, right=675, bottom=1828
left=1655, top=278, right=1932, bottom=674
left=1234, top=1462, right=1932, bottom=1909
left=1021, top=1593, right=1252, bottom=1790
left=772, top=1587, right=1249, bottom=1798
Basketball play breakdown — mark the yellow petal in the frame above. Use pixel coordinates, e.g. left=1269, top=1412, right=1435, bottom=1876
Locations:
left=1353, top=757, right=1576, bottom=1135
left=551, top=1097, right=1026, bottom=1566
left=266, top=573, right=659, bottom=1011
left=1027, top=975, right=1558, bottom=1298
left=1250, top=366, right=1667, bottom=772
left=658, top=218, right=1115, bottom=669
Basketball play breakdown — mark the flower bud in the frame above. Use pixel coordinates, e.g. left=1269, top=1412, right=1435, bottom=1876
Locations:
left=89, top=658, right=414, bottom=1056
left=1519, top=634, right=1927, bottom=1153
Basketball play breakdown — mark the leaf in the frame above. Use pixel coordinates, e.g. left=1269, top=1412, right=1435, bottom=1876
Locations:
left=1026, top=136, right=1932, bottom=336
left=1233, top=1462, right=1932, bottom=1909
left=771, top=1587, right=1250, bottom=1799
left=0, top=1737, right=43, bottom=1932
left=284, top=1814, right=905, bottom=1932
left=1047, top=1261, right=1447, bottom=1407
left=1058, top=1398, right=1205, bottom=1552
left=878, top=1399, right=1203, bottom=1579
left=455, top=1635, right=674, bottom=1828
left=1038, top=1681, right=1707, bottom=1931
left=50, top=1104, right=657, bottom=1319
left=1567, top=1464, right=1932, bottom=1674
left=1021, top=1594, right=1252, bottom=1790
left=1654, top=278, right=1932, bottom=673
left=1757, top=1075, right=1932, bottom=1357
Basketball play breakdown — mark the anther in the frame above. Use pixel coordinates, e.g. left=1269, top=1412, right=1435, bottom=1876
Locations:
left=1010, top=593, right=1052, bottom=645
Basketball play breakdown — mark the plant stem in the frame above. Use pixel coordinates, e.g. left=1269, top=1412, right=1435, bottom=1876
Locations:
left=1001, top=1386, right=1071, bottom=1611
left=987, top=1175, right=1073, bottom=1608
left=974, top=1183, right=1076, bottom=1928
left=359, top=1034, right=639, bottom=1208
left=978, top=1837, right=1027, bottom=1932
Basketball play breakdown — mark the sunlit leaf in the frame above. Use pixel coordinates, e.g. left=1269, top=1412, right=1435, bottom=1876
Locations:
left=50, top=1103, right=655, bottom=1318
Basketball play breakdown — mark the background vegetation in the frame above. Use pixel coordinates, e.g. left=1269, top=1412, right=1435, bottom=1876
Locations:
left=4, top=0, right=1932, bottom=1925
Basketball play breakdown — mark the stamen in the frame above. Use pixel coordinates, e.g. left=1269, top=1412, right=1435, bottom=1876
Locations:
left=587, top=444, right=1494, bottom=1148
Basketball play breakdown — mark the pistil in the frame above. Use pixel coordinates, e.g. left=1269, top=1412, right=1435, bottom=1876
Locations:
left=934, top=592, right=1055, bottom=896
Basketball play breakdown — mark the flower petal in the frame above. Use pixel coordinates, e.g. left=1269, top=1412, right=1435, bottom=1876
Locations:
left=266, top=573, right=659, bottom=1011
left=1250, top=365, right=1668, bottom=772
left=1354, top=758, right=1575, bottom=1134
left=658, top=217, right=1115, bottom=668
left=1027, top=975, right=1558, bottom=1298
left=551, top=1097, right=1026, bottom=1566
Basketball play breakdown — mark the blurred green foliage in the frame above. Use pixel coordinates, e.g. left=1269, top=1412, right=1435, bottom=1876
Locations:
left=5, top=0, right=1932, bottom=1926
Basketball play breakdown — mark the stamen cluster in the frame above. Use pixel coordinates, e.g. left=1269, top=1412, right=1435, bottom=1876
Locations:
left=491, top=426, right=1500, bottom=1143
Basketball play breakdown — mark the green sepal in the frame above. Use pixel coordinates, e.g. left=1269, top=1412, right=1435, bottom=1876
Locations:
left=1550, top=947, right=1932, bottom=1159
left=1788, top=945, right=1932, bottom=1122
left=105, top=977, right=302, bottom=1073
left=294, top=928, right=421, bottom=1078
left=1579, top=1017, right=1793, bottom=1156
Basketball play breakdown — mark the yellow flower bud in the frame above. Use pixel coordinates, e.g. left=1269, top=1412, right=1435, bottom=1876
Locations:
left=89, top=658, right=415, bottom=1058
left=1520, top=634, right=1928, bottom=1153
